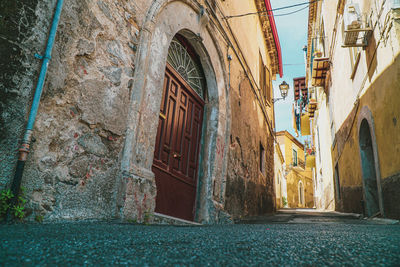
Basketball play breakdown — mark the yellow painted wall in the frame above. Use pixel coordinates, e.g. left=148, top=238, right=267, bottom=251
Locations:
left=222, top=0, right=281, bottom=217
left=280, top=133, right=305, bottom=166
left=277, top=132, right=314, bottom=208
left=286, top=170, right=314, bottom=208
left=309, top=0, right=400, bottom=218
left=333, top=53, right=400, bottom=185
left=220, top=0, right=275, bottom=123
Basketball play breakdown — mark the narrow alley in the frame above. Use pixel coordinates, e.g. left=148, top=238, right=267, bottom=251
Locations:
left=1, top=0, right=400, bottom=265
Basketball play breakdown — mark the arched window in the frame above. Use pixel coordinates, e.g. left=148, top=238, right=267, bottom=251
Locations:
left=167, top=37, right=205, bottom=99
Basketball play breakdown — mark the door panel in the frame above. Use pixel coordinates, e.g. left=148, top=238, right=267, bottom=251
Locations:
left=152, top=64, right=204, bottom=221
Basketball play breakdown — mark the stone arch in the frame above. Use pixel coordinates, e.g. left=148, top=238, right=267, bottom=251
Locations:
left=357, top=106, right=384, bottom=217
left=118, top=0, right=230, bottom=223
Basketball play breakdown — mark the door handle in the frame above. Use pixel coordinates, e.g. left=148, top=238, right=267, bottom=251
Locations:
left=173, top=152, right=181, bottom=159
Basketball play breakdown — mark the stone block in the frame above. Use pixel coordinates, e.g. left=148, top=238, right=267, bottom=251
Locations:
left=338, top=186, right=363, bottom=215
left=106, top=40, right=127, bottom=63
left=76, top=39, right=95, bottom=56
left=69, top=155, right=89, bottom=178
left=100, top=66, right=122, bottom=86
left=55, top=166, right=78, bottom=186
left=382, top=172, right=400, bottom=219
left=97, top=0, right=113, bottom=21
left=78, top=133, right=108, bottom=157
left=121, top=175, right=156, bottom=223
left=77, top=79, right=129, bottom=135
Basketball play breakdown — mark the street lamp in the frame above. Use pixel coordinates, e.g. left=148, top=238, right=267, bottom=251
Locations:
left=273, top=81, right=290, bottom=103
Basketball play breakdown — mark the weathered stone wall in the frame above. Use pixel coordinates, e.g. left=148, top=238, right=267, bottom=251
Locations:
left=2, top=0, right=140, bottom=220
left=1, top=0, right=279, bottom=222
left=225, top=78, right=275, bottom=218
left=0, top=0, right=56, bottom=188
left=382, top=172, right=400, bottom=219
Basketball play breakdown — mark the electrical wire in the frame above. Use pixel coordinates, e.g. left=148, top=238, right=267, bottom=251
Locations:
left=274, top=5, right=309, bottom=17
left=208, top=0, right=280, bottom=139
left=256, top=5, right=309, bottom=18
left=283, top=63, right=305, bottom=66
left=224, top=0, right=321, bottom=19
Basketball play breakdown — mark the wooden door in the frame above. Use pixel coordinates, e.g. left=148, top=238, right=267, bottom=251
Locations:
left=152, top=63, right=204, bottom=221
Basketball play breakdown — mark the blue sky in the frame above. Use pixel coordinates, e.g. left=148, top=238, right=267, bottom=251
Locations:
left=270, top=0, right=309, bottom=142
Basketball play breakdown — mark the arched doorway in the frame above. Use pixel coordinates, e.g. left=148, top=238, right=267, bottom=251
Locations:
left=359, top=119, right=380, bottom=217
left=152, top=35, right=206, bottom=221
left=119, top=0, right=229, bottom=223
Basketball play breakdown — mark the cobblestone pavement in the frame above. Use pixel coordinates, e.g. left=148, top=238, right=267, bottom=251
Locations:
left=1, top=212, right=400, bottom=266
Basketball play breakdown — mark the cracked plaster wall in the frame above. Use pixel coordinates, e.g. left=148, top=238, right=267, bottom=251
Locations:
left=0, top=0, right=57, bottom=188
left=1, top=0, right=140, bottom=220
left=225, top=78, right=275, bottom=218
left=1, top=0, right=278, bottom=223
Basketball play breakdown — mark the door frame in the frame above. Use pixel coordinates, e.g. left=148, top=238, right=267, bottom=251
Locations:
left=152, top=62, right=205, bottom=221
left=118, top=0, right=231, bottom=224
left=357, top=105, right=384, bottom=217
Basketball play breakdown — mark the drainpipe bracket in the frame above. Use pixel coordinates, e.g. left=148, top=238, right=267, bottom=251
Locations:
left=35, top=54, right=51, bottom=60
left=18, top=130, right=33, bottom=161
left=18, top=144, right=30, bottom=161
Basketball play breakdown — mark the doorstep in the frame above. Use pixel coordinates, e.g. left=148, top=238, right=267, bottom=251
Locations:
left=153, top=212, right=202, bottom=226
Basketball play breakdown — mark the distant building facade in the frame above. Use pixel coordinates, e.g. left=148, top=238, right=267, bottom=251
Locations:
left=276, top=131, right=314, bottom=208
left=306, top=0, right=400, bottom=219
left=0, top=0, right=282, bottom=223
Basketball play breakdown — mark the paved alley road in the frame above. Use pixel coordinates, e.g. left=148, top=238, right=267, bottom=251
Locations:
left=1, top=213, right=400, bottom=266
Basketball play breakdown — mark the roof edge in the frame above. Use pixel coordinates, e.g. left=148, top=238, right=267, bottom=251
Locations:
left=276, top=130, right=304, bottom=149
left=264, top=0, right=283, bottom=78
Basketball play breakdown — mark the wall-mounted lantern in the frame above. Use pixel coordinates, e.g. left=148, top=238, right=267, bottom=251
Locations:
left=273, top=81, right=290, bottom=103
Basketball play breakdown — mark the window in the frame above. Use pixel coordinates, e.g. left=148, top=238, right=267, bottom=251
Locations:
left=334, top=163, right=341, bottom=200
left=341, top=21, right=361, bottom=79
left=259, top=52, right=270, bottom=104
left=292, top=149, right=298, bottom=166
left=265, top=66, right=271, bottom=103
left=349, top=46, right=361, bottom=79
left=167, top=37, right=205, bottom=99
left=260, top=143, right=265, bottom=175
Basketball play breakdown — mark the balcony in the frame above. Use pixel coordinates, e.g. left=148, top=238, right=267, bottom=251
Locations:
left=342, top=5, right=372, bottom=48
left=308, top=98, right=317, bottom=118
left=311, top=57, right=330, bottom=87
left=292, top=158, right=305, bottom=170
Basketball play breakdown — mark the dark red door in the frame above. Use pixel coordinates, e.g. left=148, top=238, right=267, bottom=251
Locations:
left=152, top=63, right=204, bottom=221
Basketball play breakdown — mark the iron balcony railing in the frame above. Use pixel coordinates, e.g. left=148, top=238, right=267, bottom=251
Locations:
left=292, top=158, right=305, bottom=169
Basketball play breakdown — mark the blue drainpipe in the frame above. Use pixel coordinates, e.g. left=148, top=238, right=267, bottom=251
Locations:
left=10, top=0, right=64, bottom=209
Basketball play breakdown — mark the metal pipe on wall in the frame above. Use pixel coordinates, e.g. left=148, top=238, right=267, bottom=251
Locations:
left=9, top=0, right=64, bottom=214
